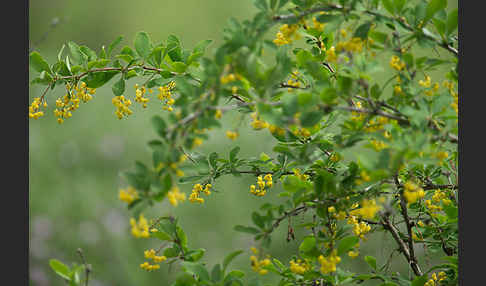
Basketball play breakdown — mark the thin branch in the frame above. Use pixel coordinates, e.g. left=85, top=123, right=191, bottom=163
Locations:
left=272, top=4, right=344, bottom=22
left=29, top=17, right=61, bottom=53
left=76, top=248, right=91, bottom=286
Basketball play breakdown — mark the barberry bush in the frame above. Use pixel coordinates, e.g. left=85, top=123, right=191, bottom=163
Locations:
left=30, top=0, right=458, bottom=285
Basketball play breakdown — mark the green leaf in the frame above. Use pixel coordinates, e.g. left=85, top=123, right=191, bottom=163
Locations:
left=151, top=115, right=167, bottom=138
left=208, top=152, right=218, bottom=169
left=211, top=264, right=222, bottom=282
left=446, top=9, right=458, bottom=35
left=223, top=250, right=243, bottom=273
left=186, top=248, right=206, bottom=262
left=112, top=77, right=125, bottom=96
left=84, top=70, right=119, bottom=88
left=353, top=22, right=372, bottom=40
left=79, top=45, right=97, bottom=61
left=424, top=0, right=447, bottom=24
left=411, top=275, right=428, bottom=286
left=175, top=272, right=196, bottom=286
left=108, top=35, right=123, bottom=57
left=230, top=146, right=240, bottom=163
left=181, top=262, right=210, bottom=281
left=299, top=236, right=319, bottom=255
left=300, top=111, right=323, bottom=127
left=234, top=225, right=260, bottom=234
left=251, top=212, right=265, bottom=229
left=68, top=41, right=87, bottom=65
left=337, top=236, right=360, bottom=256
left=49, top=259, right=71, bottom=280
left=253, top=0, right=268, bottom=11
left=134, top=31, right=152, bottom=59
left=152, top=230, right=172, bottom=241
left=167, top=34, right=183, bottom=62
left=163, top=247, right=181, bottom=258
left=176, top=226, right=188, bottom=247
left=171, top=62, right=188, bottom=73
left=364, top=255, right=377, bottom=270
left=193, top=39, right=212, bottom=54
left=394, top=0, right=406, bottom=13
left=29, top=52, right=51, bottom=74
left=382, top=0, right=395, bottom=14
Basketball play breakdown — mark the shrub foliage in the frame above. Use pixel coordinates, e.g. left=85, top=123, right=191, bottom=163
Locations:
left=30, top=0, right=458, bottom=285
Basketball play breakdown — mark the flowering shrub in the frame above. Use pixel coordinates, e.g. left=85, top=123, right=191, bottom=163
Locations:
left=30, top=0, right=458, bottom=285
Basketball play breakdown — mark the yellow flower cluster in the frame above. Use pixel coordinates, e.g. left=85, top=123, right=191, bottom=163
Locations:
left=285, top=78, right=301, bottom=92
left=390, top=55, right=406, bottom=71
left=273, top=24, right=300, bottom=46
left=312, top=17, right=325, bottom=31
left=157, top=81, right=176, bottom=112
left=214, top=109, right=223, bottom=119
left=435, top=151, right=449, bottom=164
left=350, top=101, right=365, bottom=121
left=318, top=250, right=341, bottom=274
left=336, top=37, right=365, bottom=53
left=168, top=158, right=186, bottom=177
left=329, top=153, right=340, bottom=163
left=289, top=258, right=312, bottom=274
left=364, top=117, right=390, bottom=133
left=54, top=82, right=95, bottom=123
left=348, top=216, right=371, bottom=240
left=444, top=80, right=458, bottom=114
left=250, top=112, right=269, bottom=130
left=189, top=183, right=211, bottom=203
left=140, top=249, right=167, bottom=271
left=220, top=73, right=242, bottom=84
left=250, top=255, right=272, bottom=275
left=419, top=76, right=431, bottom=88
left=28, top=97, right=46, bottom=119
left=192, top=137, right=204, bottom=148
left=130, top=214, right=150, bottom=238
left=348, top=250, right=359, bottom=258
left=424, top=271, right=447, bottom=286
left=226, top=130, right=239, bottom=140
left=293, top=127, right=311, bottom=138
left=326, top=46, right=338, bottom=62
left=139, top=261, right=160, bottom=271
left=119, top=186, right=139, bottom=204
left=250, top=174, right=272, bottom=196
left=369, top=139, right=388, bottom=151
left=349, top=199, right=381, bottom=219
left=134, top=84, right=150, bottom=108
left=112, top=95, right=133, bottom=119
left=167, top=186, right=186, bottom=207
left=403, top=181, right=425, bottom=204
left=292, top=168, right=310, bottom=181
left=268, top=124, right=286, bottom=136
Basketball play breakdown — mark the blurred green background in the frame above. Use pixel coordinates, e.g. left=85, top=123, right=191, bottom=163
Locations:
left=29, top=1, right=456, bottom=285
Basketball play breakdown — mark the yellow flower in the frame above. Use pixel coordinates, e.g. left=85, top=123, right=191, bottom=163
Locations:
left=326, top=46, right=338, bottom=62
left=318, top=250, right=341, bottom=274
left=192, top=137, right=203, bottom=148
left=226, top=130, right=239, bottom=140
left=215, top=109, right=223, bottom=119
left=348, top=250, right=359, bottom=258
left=419, top=76, right=432, bottom=88
left=328, top=206, right=336, bottom=213
left=289, top=259, right=311, bottom=274
left=250, top=113, right=269, bottom=130
left=167, top=186, right=186, bottom=207
left=349, top=199, right=381, bottom=219
left=119, top=186, right=139, bottom=204
left=250, top=255, right=272, bottom=275
left=389, top=55, right=406, bottom=71
left=130, top=214, right=150, bottom=238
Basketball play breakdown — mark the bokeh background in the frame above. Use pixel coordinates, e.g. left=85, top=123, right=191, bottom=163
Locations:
left=29, top=1, right=457, bottom=285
